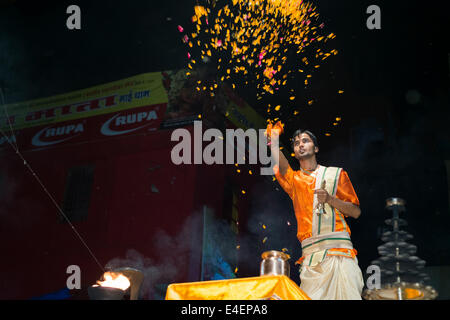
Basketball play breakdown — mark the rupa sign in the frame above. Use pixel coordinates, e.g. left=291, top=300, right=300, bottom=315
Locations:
left=0, top=73, right=168, bottom=151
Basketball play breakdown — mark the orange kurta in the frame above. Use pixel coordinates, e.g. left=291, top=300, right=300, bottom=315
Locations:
left=274, top=164, right=360, bottom=264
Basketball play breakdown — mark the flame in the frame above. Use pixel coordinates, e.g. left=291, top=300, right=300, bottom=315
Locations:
left=265, top=120, right=285, bottom=137
left=405, top=288, right=424, bottom=299
left=96, top=272, right=131, bottom=291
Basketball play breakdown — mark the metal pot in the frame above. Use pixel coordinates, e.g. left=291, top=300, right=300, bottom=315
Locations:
left=260, top=250, right=290, bottom=277
left=112, top=267, right=144, bottom=300
left=88, top=285, right=126, bottom=300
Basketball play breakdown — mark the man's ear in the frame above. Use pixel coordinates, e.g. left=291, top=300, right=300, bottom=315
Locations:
left=315, top=146, right=319, bottom=154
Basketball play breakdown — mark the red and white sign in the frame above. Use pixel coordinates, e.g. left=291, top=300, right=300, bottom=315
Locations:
left=1, top=103, right=167, bottom=153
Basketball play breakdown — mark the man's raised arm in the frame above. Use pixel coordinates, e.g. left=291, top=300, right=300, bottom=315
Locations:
left=268, top=129, right=291, bottom=176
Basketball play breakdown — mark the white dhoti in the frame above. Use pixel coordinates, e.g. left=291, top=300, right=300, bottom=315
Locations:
left=300, top=255, right=364, bottom=300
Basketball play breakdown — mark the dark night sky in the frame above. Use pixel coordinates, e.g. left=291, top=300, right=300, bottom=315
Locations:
left=1, top=0, right=449, bottom=282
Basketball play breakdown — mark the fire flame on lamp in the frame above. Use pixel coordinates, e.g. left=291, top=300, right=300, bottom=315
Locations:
left=93, top=272, right=131, bottom=291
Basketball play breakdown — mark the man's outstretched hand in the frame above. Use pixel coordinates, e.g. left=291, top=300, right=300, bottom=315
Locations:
left=265, top=120, right=284, bottom=142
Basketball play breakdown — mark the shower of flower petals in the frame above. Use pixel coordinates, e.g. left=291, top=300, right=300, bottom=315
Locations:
left=179, top=0, right=337, bottom=102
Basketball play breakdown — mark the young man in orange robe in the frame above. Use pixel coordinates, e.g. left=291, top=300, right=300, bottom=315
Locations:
left=267, top=123, right=364, bottom=300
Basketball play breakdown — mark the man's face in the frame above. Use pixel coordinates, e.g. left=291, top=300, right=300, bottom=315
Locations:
left=293, top=133, right=318, bottom=160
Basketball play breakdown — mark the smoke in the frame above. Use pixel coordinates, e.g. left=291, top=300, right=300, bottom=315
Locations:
left=104, top=207, right=255, bottom=299
left=104, top=248, right=169, bottom=300
left=104, top=212, right=203, bottom=300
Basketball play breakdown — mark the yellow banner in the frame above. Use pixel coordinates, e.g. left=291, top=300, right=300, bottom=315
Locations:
left=0, top=72, right=168, bottom=131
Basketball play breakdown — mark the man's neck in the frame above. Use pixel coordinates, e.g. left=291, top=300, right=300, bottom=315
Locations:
left=299, top=157, right=318, bottom=171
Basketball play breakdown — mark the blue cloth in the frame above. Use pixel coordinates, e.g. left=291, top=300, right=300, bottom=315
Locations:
left=30, top=288, right=71, bottom=300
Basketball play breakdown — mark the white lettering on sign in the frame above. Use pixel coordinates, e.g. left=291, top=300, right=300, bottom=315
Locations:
left=101, top=110, right=158, bottom=136
left=32, top=123, right=84, bottom=147
left=44, top=123, right=84, bottom=137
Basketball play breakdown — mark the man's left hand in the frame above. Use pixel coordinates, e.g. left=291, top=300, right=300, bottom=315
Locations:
left=314, top=188, right=330, bottom=204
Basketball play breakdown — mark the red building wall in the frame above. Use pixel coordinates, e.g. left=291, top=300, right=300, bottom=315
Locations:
left=0, top=121, right=230, bottom=299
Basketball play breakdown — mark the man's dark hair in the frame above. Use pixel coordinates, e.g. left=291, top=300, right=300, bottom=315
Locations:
left=291, top=129, right=319, bottom=149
